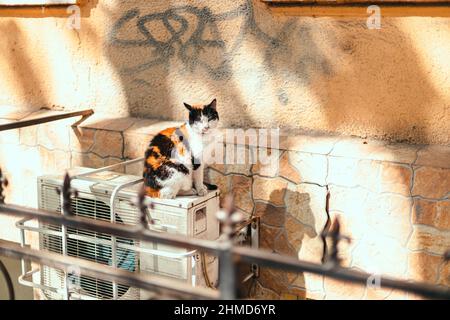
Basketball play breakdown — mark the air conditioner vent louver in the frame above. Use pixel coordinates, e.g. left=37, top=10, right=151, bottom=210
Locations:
left=39, top=185, right=138, bottom=300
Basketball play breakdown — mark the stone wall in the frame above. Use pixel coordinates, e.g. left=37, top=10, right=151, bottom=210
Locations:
left=1, top=110, right=448, bottom=299
left=0, top=1, right=450, bottom=145
left=205, top=131, right=450, bottom=299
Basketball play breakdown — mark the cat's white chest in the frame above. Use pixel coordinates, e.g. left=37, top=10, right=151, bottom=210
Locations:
left=190, top=134, right=204, bottom=159
left=185, top=124, right=215, bottom=164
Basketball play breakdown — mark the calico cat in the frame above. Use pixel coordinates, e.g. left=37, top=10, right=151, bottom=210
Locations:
left=143, top=99, right=219, bottom=199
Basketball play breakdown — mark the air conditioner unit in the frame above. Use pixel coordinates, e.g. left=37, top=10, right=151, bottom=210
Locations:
left=36, top=162, right=220, bottom=300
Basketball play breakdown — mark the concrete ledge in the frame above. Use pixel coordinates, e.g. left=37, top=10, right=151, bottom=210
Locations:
left=2, top=110, right=448, bottom=168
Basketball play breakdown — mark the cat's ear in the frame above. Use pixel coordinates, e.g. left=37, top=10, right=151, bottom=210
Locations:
left=183, top=102, right=193, bottom=111
left=208, top=99, right=217, bottom=110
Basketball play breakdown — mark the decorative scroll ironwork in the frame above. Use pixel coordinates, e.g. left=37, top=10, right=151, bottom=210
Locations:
left=216, top=194, right=244, bottom=241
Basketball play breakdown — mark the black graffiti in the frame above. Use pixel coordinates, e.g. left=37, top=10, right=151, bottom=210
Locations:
left=109, top=0, right=283, bottom=81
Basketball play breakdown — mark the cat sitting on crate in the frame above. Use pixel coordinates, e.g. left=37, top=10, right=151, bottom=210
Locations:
left=143, top=99, right=219, bottom=199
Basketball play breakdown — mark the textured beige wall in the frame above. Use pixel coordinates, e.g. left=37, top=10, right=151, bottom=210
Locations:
left=0, top=0, right=449, bottom=144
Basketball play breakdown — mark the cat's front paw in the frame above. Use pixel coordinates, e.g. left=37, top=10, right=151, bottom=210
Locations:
left=195, top=185, right=208, bottom=197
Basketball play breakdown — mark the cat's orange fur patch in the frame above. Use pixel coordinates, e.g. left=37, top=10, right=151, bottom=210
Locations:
left=146, top=153, right=162, bottom=170
left=160, top=127, right=176, bottom=137
left=145, top=186, right=160, bottom=198
left=177, top=145, right=185, bottom=156
left=152, top=146, right=161, bottom=154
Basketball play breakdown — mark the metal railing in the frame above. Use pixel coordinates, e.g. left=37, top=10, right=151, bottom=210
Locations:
left=0, top=109, right=93, bottom=132
left=0, top=166, right=449, bottom=300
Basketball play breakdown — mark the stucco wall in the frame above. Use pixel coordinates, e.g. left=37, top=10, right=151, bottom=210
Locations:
left=0, top=0, right=449, bottom=145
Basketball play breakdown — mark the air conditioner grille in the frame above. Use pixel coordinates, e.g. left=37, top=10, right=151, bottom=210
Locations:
left=39, top=184, right=139, bottom=300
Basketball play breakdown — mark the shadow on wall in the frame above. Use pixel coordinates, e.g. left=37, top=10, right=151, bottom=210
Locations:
left=1, top=0, right=447, bottom=144
left=314, top=19, right=442, bottom=145
left=0, top=255, right=33, bottom=300
left=0, top=0, right=100, bottom=111
left=0, top=21, right=50, bottom=110
left=105, top=0, right=449, bottom=145
left=106, top=0, right=271, bottom=124
left=104, top=0, right=339, bottom=128
left=250, top=188, right=323, bottom=299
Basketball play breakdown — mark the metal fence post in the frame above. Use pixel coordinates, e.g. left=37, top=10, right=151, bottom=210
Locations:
left=56, top=173, right=77, bottom=300
left=216, top=195, right=243, bottom=300
left=0, top=168, right=8, bottom=205
left=0, top=170, right=15, bottom=300
left=218, top=241, right=235, bottom=300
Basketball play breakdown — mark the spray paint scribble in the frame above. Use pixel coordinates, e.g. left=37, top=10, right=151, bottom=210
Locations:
left=110, top=0, right=285, bottom=81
